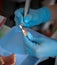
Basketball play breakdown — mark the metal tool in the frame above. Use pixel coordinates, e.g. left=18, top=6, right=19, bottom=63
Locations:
left=19, top=0, right=31, bottom=35
left=19, top=0, right=31, bottom=26
left=19, top=25, right=27, bottom=36
left=24, top=0, right=31, bottom=17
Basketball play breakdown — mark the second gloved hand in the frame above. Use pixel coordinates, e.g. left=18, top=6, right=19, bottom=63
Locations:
left=23, top=32, right=57, bottom=58
left=14, top=7, right=52, bottom=27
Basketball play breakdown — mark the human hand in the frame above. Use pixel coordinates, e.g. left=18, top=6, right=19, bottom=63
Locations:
left=23, top=32, right=57, bottom=58
left=14, top=7, right=51, bottom=27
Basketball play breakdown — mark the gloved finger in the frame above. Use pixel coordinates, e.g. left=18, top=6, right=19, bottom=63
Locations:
left=14, top=8, right=24, bottom=16
left=23, top=35, right=38, bottom=49
left=24, top=17, right=36, bottom=27
left=14, top=8, right=24, bottom=25
left=23, top=35, right=40, bottom=57
left=23, top=9, right=37, bottom=24
left=29, top=9, right=36, bottom=13
left=24, top=14, right=32, bottom=24
left=27, top=32, right=41, bottom=44
left=14, top=15, right=23, bottom=25
left=23, top=23, right=33, bottom=27
left=27, top=31, right=50, bottom=44
left=23, top=14, right=39, bottom=27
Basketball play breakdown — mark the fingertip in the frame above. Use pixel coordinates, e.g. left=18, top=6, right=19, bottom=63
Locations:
left=24, top=15, right=32, bottom=23
left=27, top=32, right=34, bottom=40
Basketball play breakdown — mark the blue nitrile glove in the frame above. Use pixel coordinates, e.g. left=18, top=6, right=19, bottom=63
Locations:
left=14, top=7, right=52, bottom=27
left=14, top=8, right=24, bottom=26
left=23, top=32, right=57, bottom=58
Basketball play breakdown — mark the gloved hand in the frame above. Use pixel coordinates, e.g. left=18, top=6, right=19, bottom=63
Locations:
left=23, top=32, right=57, bottom=58
left=14, top=7, right=52, bottom=27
